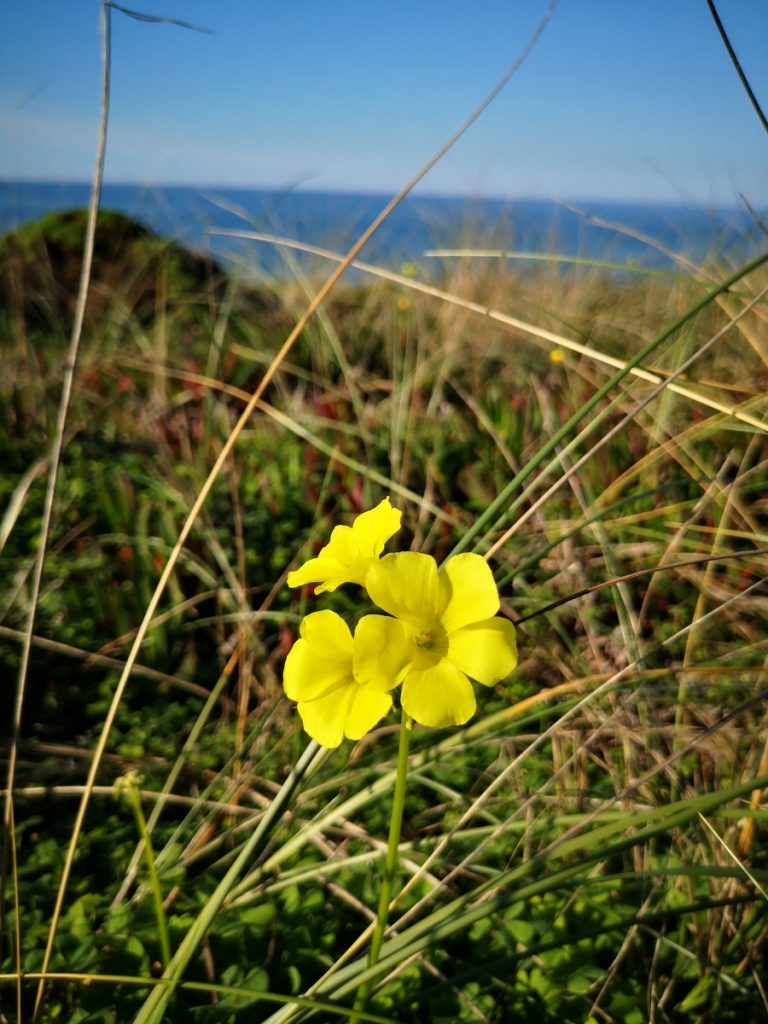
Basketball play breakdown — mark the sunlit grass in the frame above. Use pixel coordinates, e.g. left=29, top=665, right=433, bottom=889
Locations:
left=2, top=196, right=767, bottom=1020
left=1, top=4, right=768, bottom=1020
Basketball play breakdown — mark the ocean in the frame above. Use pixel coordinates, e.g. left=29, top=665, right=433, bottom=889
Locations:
left=0, top=180, right=761, bottom=280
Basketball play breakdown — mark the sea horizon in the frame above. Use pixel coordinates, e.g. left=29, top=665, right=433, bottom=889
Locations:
left=2, top=175, right=757, bottom=209
left=1, top=179, right=762, bottom=279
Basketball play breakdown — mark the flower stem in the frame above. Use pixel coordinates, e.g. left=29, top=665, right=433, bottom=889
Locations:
left=351, top=708, right=411, bottom=1020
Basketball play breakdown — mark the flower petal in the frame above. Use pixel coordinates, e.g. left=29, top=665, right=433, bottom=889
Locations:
left=322, top=524, right=357, bottom=562
left=366, top=552, right=443, bottom=629
left=286, top=555, right=331, bottom=591
left=351, top=498, right=402, bottom=559
left=447, top=618, right=518, bottom=686
left=283, top=612, right=354, bottom=703
left=400, top=660, right=476, bottom=728
left=283, top=638, right=353, bottom=703
left=286, top=557, right=354, bottom=593
left=353, top=615, right=413, bottom=690
left=440, top=554, right=500, bottom=634
left=300, top=609, right=353, bottom=659
left=287, top=500, right=401, bottom=593
left=296, top=687, right=356, bottom=748
left=287, top=526, right=362, bottom=593
left=343, top=687, right=394, bottom=740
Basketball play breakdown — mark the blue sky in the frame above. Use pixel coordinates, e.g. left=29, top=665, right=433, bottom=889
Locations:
left=1, top=0, right=766, bottom=203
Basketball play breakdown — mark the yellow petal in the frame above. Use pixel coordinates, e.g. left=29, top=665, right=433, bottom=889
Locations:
left=300, top=610, right=353, bottom=659
left=283, top=639, right=352, bottom=703
left=287, top=526, right=361, bottom=593
left=440, top=554, right=500, bottom=634
left=296, top=687, right=356, bottom=748
left=400, top=660, right=476, bottom=728
left=343, top=687, right=394, bottom=740
left=353, top=615, right=413, bottom=690
left=285, top=610, right=399, bottom=745
left=366, top=552, right=443, bottom=630
left=283, top=612, right=354, bottom=702
left=351, top=498, right=402, bottom=559
left=286, top=556, right=351, bottom=593
left=319, top=525, right=360, bottom=575
left=287, top=501, right=401, bottom=593
left=447, top=618, right=518, bottom=687
left=287, top=556, right=326, bottom=590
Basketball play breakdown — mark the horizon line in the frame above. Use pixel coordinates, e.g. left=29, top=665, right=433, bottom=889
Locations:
left=0, top=178, right=761, bottom=213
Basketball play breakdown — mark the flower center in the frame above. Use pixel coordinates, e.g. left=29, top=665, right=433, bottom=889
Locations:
left=415, top=630, right=434, bottom=649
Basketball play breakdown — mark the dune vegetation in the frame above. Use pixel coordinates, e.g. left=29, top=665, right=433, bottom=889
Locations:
left=2, top=5, right=768, bottom=1020
left=2, top=194, right=767, bottom=1023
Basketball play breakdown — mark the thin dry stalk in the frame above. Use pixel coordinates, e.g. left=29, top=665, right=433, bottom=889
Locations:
left=3, top=0, right=112, bottom=985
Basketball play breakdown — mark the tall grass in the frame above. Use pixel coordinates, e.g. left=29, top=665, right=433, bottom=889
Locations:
left=1, top=3, right=768, bottom=1023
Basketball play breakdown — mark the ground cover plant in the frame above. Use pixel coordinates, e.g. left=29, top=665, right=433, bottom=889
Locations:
left=2, top=4, right=768, bottom=1023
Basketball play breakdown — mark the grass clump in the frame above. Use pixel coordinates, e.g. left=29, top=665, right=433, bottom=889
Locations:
left=1, top=203, right=767, bottom=1023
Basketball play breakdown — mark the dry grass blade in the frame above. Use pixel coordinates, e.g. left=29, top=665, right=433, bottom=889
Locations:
left=0, top=455, right=49, bottom=554
left=5, top=2, right=112, bottom=1007
left=483, top=283, right=768, bottom=560
left=513, top=546, right=768, bottom=624
left=0, top=624, right=225, bottom=703
left=561, top=199, right=768, bottom=364
left=698, top=813, right=768, bottom=904
left=210, top=228, right=768, bottom=433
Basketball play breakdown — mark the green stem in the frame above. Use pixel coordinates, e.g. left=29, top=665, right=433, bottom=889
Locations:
left=351, top=709, right=411, bottom=1020
left=121, top=780, right=172, bottom=969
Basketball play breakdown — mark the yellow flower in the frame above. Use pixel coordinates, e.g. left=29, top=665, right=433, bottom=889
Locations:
left=365, top=552, right=517, bottom=728
left=287, top=498, right=401, bottom=594
left=283, top=609, right=411, bottom=748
